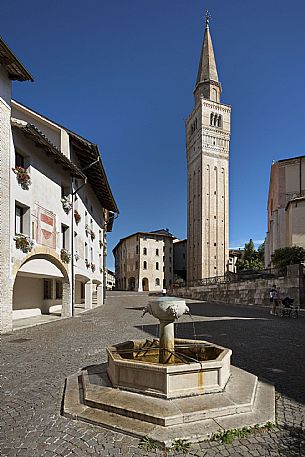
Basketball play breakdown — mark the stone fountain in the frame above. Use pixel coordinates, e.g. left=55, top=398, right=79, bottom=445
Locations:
left=63, top=297, right=275, bottom=446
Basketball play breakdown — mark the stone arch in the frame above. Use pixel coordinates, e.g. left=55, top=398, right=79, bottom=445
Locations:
left=128, top=277, right=136, bottom=291
left=12, top=247, right=71, bottom=318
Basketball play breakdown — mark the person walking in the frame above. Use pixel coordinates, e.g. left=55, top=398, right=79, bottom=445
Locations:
left=269, top=285, right=279, bottom=315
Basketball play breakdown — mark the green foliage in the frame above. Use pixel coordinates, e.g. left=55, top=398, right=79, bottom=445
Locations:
left=211, top=423, right=276, bottom=445
left=236, top=239, right=265, bottom=271
left=211, top=427, right=251, bottom=444
left=271, top=246, right=305, bottom=268
left=138, top=435, right=160, bottom=451
left=171, top=439, right=192, bottom=453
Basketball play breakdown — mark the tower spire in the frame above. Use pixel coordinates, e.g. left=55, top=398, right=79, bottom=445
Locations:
left=194, top=12, right=221, bottom=104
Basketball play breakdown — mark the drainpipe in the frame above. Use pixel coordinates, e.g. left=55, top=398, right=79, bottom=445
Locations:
left=71, top=158, right=100, bottom=317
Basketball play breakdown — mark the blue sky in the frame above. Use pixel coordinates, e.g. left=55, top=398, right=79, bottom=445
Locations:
left=2, top=0, right=305, bottom=269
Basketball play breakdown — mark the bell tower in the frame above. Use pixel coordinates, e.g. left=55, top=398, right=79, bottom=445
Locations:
left=186, top=13, right=231, bottom=282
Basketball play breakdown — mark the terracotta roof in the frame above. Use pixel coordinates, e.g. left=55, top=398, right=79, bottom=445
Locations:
left=0, top=37, right=33, bottom=81
left=11, top=118, right=84, bottom=178
left=68, top=131, right=119, bottom=213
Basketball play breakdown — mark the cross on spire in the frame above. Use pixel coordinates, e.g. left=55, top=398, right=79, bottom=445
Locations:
left=205, top=10, right=211, bottom=28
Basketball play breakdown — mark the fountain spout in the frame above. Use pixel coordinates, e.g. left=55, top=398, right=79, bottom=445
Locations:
left=142, top=297, right=189, bottom=364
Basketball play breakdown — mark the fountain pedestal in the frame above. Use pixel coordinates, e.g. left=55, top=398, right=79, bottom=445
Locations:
left=63, top=296, right=275, bottom=446
left=159, top=321, right=175, bottom=364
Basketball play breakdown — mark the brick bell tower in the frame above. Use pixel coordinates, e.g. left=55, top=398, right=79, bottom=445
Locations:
left=186, top=13, right=231, bottom=282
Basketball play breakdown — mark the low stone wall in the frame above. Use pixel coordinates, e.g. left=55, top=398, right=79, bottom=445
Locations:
left=170, top=265, right=305, bottom=308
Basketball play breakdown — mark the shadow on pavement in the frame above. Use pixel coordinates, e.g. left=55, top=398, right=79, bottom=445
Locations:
left=135, top=300, right=305, bottom=405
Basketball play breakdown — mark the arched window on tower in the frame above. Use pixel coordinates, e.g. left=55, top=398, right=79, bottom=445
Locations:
left=212, top=88, right=218, bottom=102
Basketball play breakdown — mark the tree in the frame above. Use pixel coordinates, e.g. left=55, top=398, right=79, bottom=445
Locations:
left=236, top=239, right=265, bottom=271
left=271, top=246, right=305, bottom=268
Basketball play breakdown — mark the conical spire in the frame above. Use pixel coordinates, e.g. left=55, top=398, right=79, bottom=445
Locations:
left=194, top=12, right=221, bottom=104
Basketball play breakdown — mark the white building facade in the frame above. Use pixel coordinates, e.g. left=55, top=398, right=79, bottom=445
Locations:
left=0, top=38, right=118, bottom=333
left=186, top=16, right=231, bottom=283
left=113, top=230, right=174, bottom=292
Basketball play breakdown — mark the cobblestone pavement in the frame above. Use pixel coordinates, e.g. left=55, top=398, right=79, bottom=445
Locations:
left=1, top=292, right=305, bottom=457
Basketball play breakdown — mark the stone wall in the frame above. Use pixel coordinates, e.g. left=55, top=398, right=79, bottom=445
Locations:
left=0, top=96, right=12, bottom=333
left=170, top=264, right=305, bottom=308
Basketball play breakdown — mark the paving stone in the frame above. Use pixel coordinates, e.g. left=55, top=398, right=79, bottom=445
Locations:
left=2, top=292, right=305, bottom=457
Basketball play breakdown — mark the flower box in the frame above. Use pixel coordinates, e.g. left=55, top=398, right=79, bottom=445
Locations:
left=74, top=210, right=81, bottom=224
left=60, top=248, right=71, bottom=264
left=14, top=233, right=34, bottom=253
left=12, top=167, right=31, bottom=190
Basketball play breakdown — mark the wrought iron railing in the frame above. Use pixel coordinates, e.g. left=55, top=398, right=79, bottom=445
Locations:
left=173, top=267, right=288, bottom=289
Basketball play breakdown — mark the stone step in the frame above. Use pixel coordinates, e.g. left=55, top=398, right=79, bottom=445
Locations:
left=81, top=364, right=258, bottom=426
left=63, top=370, right=275, bottom=446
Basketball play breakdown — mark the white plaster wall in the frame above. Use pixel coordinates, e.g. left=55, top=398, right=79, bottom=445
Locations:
left=10, top=124, right=105, bottom=286
left=11, top=101, right=69, bottom=155
left=13, top=276, right=44, bottom=310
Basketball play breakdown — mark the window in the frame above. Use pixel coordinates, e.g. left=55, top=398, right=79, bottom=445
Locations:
left=15, top=202, right=30, bottom=236
left=15, top=152, right=25, bottom=168
left=90, top=247, right=93, bottom=263
left=156, top=248, right=159, bottom=256
left=136, top=245, right=139, bottom=254
left=143, top=247, right=147, bottom=255
left=155, top=278, right=160, bottom=286
left=156, top=262, right=159, bottom=270
left=44, top=279, right=52, bottom=299
left=143, top=261, right=147, bottom=270
left=81, top=282, right=85, bottom=300
left=56, top=281, right=63, bottom=299
left=15, top=204, right=24, bottom=234
left=61, top=224, right=69, bottom=249
left=85, top=242, right=88, bottom=260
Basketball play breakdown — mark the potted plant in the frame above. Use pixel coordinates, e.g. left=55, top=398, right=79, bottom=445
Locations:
left=61, top=196, right=72, bottom=214
left=85, top=259, right=90, bottom=268
left=60, top=248, right=71, bottom=264
left=14, top=233, right=34, bottom=253
left=91, top=263, right=96, bottom=272
left=74, top=210, right=81, bottom=224
left=90, top=229, right=95, bottom=241
left=12, top=166, right=31, bottom=190
left=99, top=267, right=103, bottom=274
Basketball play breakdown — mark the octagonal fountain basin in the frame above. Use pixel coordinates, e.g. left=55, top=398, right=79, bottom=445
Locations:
left=107, top=338, right=231, bottom=399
